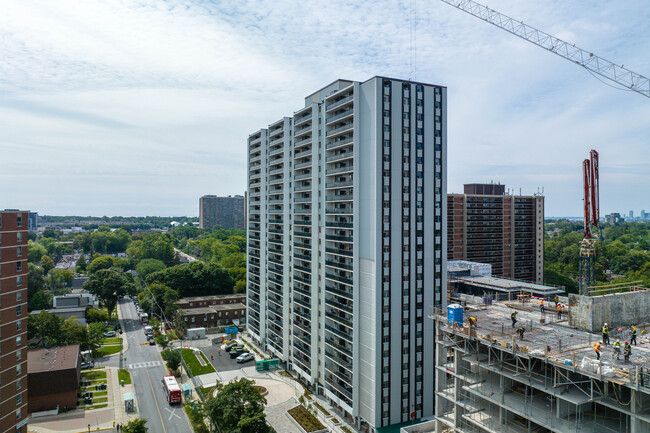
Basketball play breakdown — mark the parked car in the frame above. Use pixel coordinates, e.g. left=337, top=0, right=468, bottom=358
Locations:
left=148, top=336, right=156, bottom=345
left=236, top=352, right=254, bottom=363
left=81, top=360, right=95, bottom=369
left=104, top=331, right=116, bottom=337
left=220, top=342, right=239, bottom=352
left=229, top=347, right=248, bottom=358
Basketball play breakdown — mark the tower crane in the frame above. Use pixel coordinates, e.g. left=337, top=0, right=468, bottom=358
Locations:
left=439, top=0, right=650, bottom=98
left=580, top=150, right=599, bottom=294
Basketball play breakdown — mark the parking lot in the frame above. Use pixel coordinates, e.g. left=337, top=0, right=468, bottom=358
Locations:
left=197, top=340, right=255, bottom=373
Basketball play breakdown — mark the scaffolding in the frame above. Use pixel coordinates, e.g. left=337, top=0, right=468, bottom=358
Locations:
left=428, top=300, right=650, bottom=433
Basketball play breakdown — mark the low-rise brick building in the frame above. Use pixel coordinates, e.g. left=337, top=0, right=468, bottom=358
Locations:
left=176, top=295, right=246, bottom=329
left=28, top=344, right=81, bottom=413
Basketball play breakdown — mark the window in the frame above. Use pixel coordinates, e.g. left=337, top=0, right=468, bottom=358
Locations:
left=17, top=393, right=22, bottom=405
left=17, top=246, right=22, bottom=257
left=17, top=276, right=22, bottom=286
left=16, top=350, right=21, bottom=361
left=16, top=335, right=22, bottom=345
left=17, top=364, right=22, bottom=375
left=17, top=232, right=22, bottom=242
left=17, top=216, right=22, bottom=227
left=16, top=291, right=22, bottom=302
left=16, top=320, right=21, bottom=331
left=16, top=261, right=22, bottom=272
left=16, top=379, right=21, bottom=390
left=16, top=305, right=22, bottom=316
left=16, top=408, right=21, bottom=420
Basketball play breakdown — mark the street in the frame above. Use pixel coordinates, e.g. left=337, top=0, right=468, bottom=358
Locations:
left=118, top=298, right=192, bottom=433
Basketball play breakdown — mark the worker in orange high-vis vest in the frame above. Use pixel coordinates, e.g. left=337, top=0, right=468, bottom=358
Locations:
left=594, top=341, right=602, bottom=360
left=540, top=299, right=545, bottom=314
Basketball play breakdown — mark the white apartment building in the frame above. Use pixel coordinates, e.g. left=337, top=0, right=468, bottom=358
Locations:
left=246, top=77, right=447, bottom=432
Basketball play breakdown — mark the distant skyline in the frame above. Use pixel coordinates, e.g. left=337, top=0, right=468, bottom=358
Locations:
left=2, top=0, right=649, bottom=217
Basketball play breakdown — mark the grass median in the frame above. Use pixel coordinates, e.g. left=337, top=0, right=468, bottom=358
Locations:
left=181, top=349, right=215, bottom=376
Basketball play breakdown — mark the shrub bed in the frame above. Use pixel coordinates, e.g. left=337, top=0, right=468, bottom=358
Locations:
left=313, top=401, right=330, bottom=416
left=288, top=405, right=326, bottom=432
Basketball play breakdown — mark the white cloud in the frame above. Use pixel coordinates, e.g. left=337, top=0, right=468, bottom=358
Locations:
left=0, top=0, right=649, bottom=216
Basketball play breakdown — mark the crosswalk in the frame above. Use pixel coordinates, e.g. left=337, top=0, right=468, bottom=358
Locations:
left=128, top=361, right=162, bottom=369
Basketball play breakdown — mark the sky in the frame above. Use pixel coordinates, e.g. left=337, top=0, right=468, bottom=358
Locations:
left=1, top=0, right=649, bottom=218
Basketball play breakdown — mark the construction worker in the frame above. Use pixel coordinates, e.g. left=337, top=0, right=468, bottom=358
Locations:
left=624, top=341, right=632, bottom=362
left=613, top=340, right=621, bottom=360
left=594, top=341, right=602, bottom=360
left=211, top=353, right=214, bottom=361
left=602, top=323, right=610, bottom=345
left=557, top=304, right=562, bottom=319
left=631, top=326, right=637, bottom=346
left=517, top=326, right=525, bottom=340
left=469, top=317, right=477, bottom=327
left=511, top=311, right=518, bottom=328
left=540, top=299, right=545, bottom=314
left=554, top=295, right=559, bottom=307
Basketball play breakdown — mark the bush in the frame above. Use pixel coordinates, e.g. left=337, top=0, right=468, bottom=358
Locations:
left=288, top=405, right=325, bottom=432
left=161, top=349, right=181, bottom=371
left=86, top=308, right=109, bottom=324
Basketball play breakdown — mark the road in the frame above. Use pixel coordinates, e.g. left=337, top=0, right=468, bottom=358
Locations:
left=118, top=297, right=192, bottom=433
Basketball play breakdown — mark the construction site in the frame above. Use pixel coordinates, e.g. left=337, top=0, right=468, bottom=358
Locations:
left=400, top=286, right=650, bottom=433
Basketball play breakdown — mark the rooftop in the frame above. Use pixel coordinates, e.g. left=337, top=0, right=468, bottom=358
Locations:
left=182, top=303, right=246, bottom=315
left=176, top=293, right=246, bottom=303
left=440, top=298, right=650, bottom=376
left=458, top=275, right=565, bottom=296
left=28, top=344, right=80, bottom=373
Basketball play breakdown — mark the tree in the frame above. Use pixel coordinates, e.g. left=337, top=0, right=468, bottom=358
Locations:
left=28, top=311, right=64, bottom=347
left=88, top=322, right=107, bottom=354
left=146, top=261, right=234, bottom=298
left=140, top=283, right=179, bottom=319
left=161, top=349, right=181, bottom=372
left=41, top=255, right=55, bottom=274
left=28, top=290, right=51, bottom=311
left=155, top=334, right=171, bottom=350
left=84, top=268, right=136, bottom=319
left=61, top=317, right=90, bottom=349
left=85, top=308, right=109, bottom=324
left=88, top=255, right=115, bottom=274
left=204, top=378, right=275, bottom=433
left=76, top=254, right=87, bottom=273
left=121, top=418, right=148, bottom=433
left=46, top=269, right=74, bottom=291
left=28, top=240, right=47, bottom=263
left=135, top=258, right=166, bottom=279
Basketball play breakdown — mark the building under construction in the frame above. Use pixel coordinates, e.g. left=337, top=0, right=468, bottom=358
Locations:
left=401, top=289, right=650, bottom=433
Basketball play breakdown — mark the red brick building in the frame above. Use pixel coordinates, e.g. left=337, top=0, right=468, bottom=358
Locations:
left=176, top=294, right=246, bottom=329
left=0, top=210, right=29, bottom=432
left=27, top=345, right=81, bottom=413
left=448, top=185, right=544, bottom=283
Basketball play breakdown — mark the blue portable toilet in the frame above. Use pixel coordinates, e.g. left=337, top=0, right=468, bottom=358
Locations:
left=447, top=304, right=463, bottom=326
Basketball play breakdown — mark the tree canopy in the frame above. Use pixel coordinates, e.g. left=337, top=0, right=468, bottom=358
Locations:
left=204, top=378, right=275, bottom=433
left=146, top=261, right=234, bottom=297
left=84, top=268, right=136, bottom=318
left=135, top=258, right=167, bottom=279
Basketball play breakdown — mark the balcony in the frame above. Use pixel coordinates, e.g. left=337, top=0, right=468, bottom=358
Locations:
left=293, top=296, right=311, bottom=310
left=326, top=136, right=353, bottom=150
left=326, top=108, right=354, bottom=124
left=326, top=122, right=353, bottom=138
left=294, top=252, right=312, bottom=261
left=325, top=283, right=353, bottom=300
left=325, top=165, right=353, bottom=176
left=293, top=319, right=311, bottom=334
left=325, top=247, right=352, bottom=257
left=293, top=274, right=311, bottom=285
left=325, top=323, right=353, bottom=343
left=294, top=113, right=312, bottom=126
left=293, top=240, right=311, bottom=249
left=326, top=94, right=353, bottom=111
left=325, top=207, right=353, bottom=215
left=294, top=172, right=312, bottom=181
left=325, top=298, right=353, bottom=315
left=268, top=177, right=284, bottom=186
left=294, top=160, right=312, bottom=170
left=325, top=194, right=353, bottom=202
left=293, top=283, right=311, bottom=297
left=325, top=220, right=353, bottom=229
left=294, top=230, right=311, bottom=238
left=294, top=196, right=312, bottom=203
left=294, top=136, right=312, bottom=148
left=294, top=184, right=312, bottom=192
left=325, top=260, right=353, bottom=271
left=325, top=179, right=353, bottom=189
left=326, top=152, right=353, bottom=163
left=294, top=148, right=312, bottom=159
left=294, top=208, right=312, bottom=214
left=325, top=272, right=353, bottom=286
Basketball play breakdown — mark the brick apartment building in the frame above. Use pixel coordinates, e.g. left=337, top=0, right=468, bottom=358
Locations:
left=199, top=195, right=246, bottom=229
left=448, top=184, right=544, bottom=283
left=27, top=344, right=81, bottom=413
left=176, top=294, right=246, bottom=328
left=0, top=210, right=29, bottom=431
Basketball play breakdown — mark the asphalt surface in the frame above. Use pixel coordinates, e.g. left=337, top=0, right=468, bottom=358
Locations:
left=199, top=344, right=250, bottom=372
left=119, top=298, right=192, bottom=433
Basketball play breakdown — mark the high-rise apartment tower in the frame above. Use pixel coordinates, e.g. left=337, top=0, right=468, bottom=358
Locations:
left=199, top=194, right=246, bottom=229
left=0, top=210, right=29, bottom=432
left=246, top=77, right=447, bottom=431
left=447, top=185, right=544, bottom=283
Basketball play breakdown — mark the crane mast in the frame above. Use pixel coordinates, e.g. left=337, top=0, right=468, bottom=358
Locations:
left=580, top=150, right=599, bottom=294
left=439, top=0, right=650, bottom=98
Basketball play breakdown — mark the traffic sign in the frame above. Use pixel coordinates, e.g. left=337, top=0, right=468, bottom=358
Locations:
left=224, top=326, right=238, bottom=334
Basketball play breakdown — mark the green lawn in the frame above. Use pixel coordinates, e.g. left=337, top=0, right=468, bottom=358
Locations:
left=81, top=370, right=107, bottom=380
left=118, top=369, right=132, bottom=385
left=96, top=345, right=123, bottom=357
left=102, top=337, right=123, bottom=344
left=181, top=349, right=215, bottom=376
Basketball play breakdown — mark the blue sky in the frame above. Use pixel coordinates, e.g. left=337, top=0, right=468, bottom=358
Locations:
left=1, top=0, right=649, bottom=217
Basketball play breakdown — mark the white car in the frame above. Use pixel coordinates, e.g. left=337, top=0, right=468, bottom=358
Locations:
left=236, top=352, right=254, bottom=363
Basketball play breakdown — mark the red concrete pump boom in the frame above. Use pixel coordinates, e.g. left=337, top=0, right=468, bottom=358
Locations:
left=583, top=150, right=600, bottom=238
left=583, top=159, right=592, bottom=238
